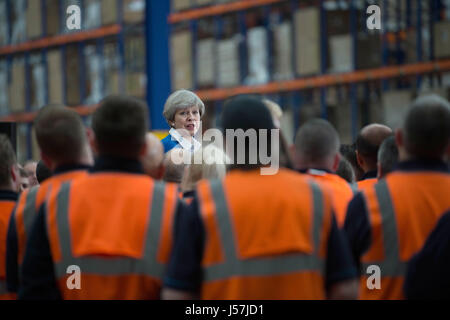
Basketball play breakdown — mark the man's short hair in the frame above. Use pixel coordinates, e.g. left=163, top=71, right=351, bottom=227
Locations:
left=378, top=136, right=398, bottom=176
left=336, top=158, right=356, bottom=183
left=0, top=134, right=17, bottom=188
left=34, top=105, right=86, bottom=164
left=403, top=94, right=450, bottom=159
left=92, top=95, right=149, bottom=158
left=36, top=160, right=52, bottom=184
left=294, top=118, right=340, bottom=163
left=356, top=133, right=378, bottom=162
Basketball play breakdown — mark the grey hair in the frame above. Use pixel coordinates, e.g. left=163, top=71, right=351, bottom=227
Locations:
left=377, top=135, right=398, bottom=176
left=163, top=89, right=205, bottom=125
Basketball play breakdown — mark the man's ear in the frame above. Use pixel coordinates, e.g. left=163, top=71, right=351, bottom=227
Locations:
left=40, top=152, right=54, bottom=172
left=10, top=165, right=19, bottom=191
left=86, top=128, right=98, bottom=155
left=356, top=150, right=364, bottom=168
left=332, top=153, right=341, bottom=172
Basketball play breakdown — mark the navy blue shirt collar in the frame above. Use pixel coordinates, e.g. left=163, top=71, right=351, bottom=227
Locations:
left=394, top=159, right=449, bottom=173
left=361, top=170, right=378, bottom=180
left=92, top=156, right=144, bottom=174
left=0, top=190, right=18, bottom=201
left=53, top=164, right=91, bottom=175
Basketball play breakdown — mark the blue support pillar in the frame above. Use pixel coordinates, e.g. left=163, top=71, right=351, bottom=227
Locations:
left=146, top=0, right=171, bottom=131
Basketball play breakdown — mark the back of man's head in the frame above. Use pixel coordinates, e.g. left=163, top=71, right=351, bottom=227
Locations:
left=377, top=135, right=398, bottom=178
left=141, top=133, right=164, bottom=179
left=336, top=158, right=356, bottom=183
left=340, top=143, right=364, bottom=181
left=163, top=149, right=187, bottom=184
left=34, top=105, right=87, bottom=167
left=294, top=118, right=340, bottom=171
left=401, top=94, right=450, bottom=160
left=221, top=95, right=275, bottom=170
left=356, top=123, right=393, bottom=171
left=92, top=95, right=148, bottom=158
left=0, top=134, right=17, bottom=190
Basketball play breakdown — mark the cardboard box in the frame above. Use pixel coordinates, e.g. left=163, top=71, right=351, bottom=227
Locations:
left=356, top=33, right=381, bottom=69
left=10, top=0, right=26, bottom=44
left=434, top=21, right=450, bottom=58
left=84, top=45, right=103, bottom=104
left=46, top=0, right=60, bottom=36
left=246, top=26, right=269, bottom=85
left=29, top=55, right=46, bottom=111
left=125, top=72, right=146, bottom=97
left=123, top=0, right=145, bottom=23
left=217, top=37, right=240, bottom=88
left=26, top=0, right=42, bottom=39
left=172, top=0, right=191, bottom=12
left=196, top=38, right=215, bottom=86
left=47, top=50, right=64, bottom=104
left=8, top=58, right=26, bottom=113
left=104, top=42, right=121, bottom=95
left=294, top=8, right=320, bottom=75
left=273, top=21, right=294, bottom=81
left=0, top=0, right=8, bottom=46
left=171, top=30, right=193, bottom=90
left=329, top=34, right=352, bottom=73
left=65, top=46, right=81, bottom=106
left=85, top=0, right=101, bottom=29
left=125, top=36, right=146, bottom=70
left=101, top=0, right=118, bottom=25
left=382, top=90, right=412, bottom=130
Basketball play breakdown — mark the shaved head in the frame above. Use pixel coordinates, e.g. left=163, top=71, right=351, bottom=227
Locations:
left=356, top=123, right=393, bottom=171
left=140, top=133, right=164, bottom=179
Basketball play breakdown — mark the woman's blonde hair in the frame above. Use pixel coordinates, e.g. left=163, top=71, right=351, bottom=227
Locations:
left=181, top=144, right=228, bottom=192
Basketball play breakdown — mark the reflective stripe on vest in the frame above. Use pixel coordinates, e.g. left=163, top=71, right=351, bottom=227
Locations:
left=204, top=179, right=326, bottom=282
left=361, top=179, right=406, bottom=277
left=21, top=186, right=39, bottom=242
left=52, top=181, right=167, bottom=279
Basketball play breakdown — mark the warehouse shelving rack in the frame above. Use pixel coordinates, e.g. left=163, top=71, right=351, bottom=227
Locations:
left=168, top=0, right=450, bottom=141
left=0, top=0, right=159, bottom=161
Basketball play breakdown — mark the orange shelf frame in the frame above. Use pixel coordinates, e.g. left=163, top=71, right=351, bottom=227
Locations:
left=0, top=24, right=121, bottom=56
left=195, top=59, right=450, bottom=101
left=168, top=0, right=285, bottom=24
left=0, top=104, right=99, bottom=123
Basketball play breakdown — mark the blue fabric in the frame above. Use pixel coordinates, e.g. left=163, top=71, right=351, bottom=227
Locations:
left=161, top=134, right=180, bottom=154
left=164, top=188, right=358, bottom=293
left=404, top=210, right=450, bottom=299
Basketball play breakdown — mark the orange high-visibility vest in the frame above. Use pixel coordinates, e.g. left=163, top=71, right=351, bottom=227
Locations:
left=357, top=178, right=377, bottom=191
left=14, top=170, right=88, bottom=266
left=0, top=200, right=17, bottom=300
left=45, top=173, right=179, bottom=300
left=305, top=169, right=355, bottom=227
left=359, top=171, right=450, bottom=300
left=196, top=169, right=334, bottom=300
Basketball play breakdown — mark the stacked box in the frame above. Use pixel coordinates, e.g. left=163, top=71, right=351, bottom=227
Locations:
left=46, top=0, right=60, bottom=36
left=196, top=38, right=215, bottom=87
left=0, top=61, right=8, bottom=115
left=273, top=21, right=294, bottom=81
left=8, top=58, right=26, bottom=113
left=10, top=0, right=26, bottom=44
left=0, top=0, right=8, bottom=46
left=245, top=26, right=269, bottom=85
left=47, top=50, right=64, bottom=104
left=356, top=33, right=381, bottom=69
left=382, top=90, right=412, bottom=130
left=101, top=0, right=118, bottom=25
left=217, top=37, right=240, bottom=88
left=104, top=42, right=121, bottom=95
left=28, top=54, right=46, bottom=111
left=125, top=36, right=146, bottom=97
left=434, top=21, right=450, bottom=58
left=294, top=8, right=320, bottom=75
left=84, top=45, right=103, bottom=104
left=84, top=0, right=102, bottom=29
left=26, top=0, right=42, bottom=39
left=171, top=30, right=193, bottom=90
left=329, top=34, right=352, bottom=73
left=172, top=0, right=191, bottom=11
left=65, top=45, right=81, bottom=105
left=123, top=0, right=145, bottom=23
